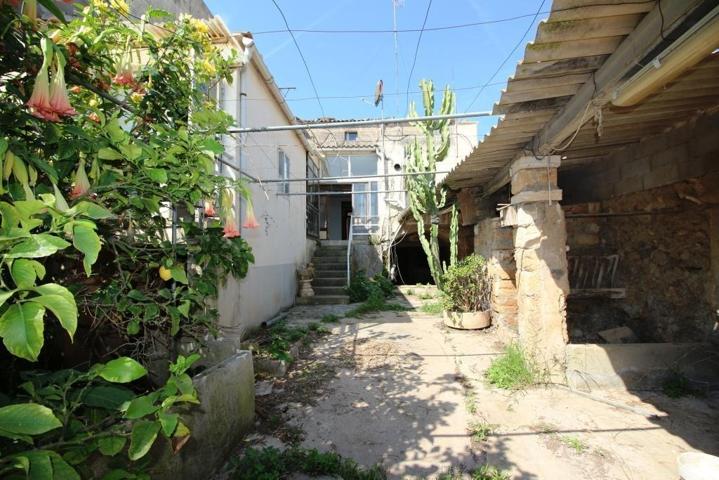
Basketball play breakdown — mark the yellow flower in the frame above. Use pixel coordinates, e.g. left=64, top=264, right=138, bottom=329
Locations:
left=201, top=59, right=216, bottom=76
left=130, top=92, right=144, bottom=104
left=191, top=18, right=209, bottom=34
left=88, top=97, right=99, bottom=107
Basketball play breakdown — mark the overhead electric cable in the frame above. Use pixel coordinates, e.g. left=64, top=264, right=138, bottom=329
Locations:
left=405, top=0, right=433, bottom=110
left=270, top=0, right=326, bottom=117
left=251, top=2, right=654, bottom=35
left=464, top=0, right=546, bottom=112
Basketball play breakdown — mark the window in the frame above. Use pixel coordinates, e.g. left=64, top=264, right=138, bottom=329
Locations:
left=344, top=131, right=358, bottom=142
left=279, top=150, right=290, bottom=194
left=306, top=158, right=320, bottom=238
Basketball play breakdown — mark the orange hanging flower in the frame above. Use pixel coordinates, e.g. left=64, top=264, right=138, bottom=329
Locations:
left=27, top=39, right=60, bottom=122
left=220, top=189, right=240, bottom=238
left=242, top=199, right=260, bottom=229
left=70, top=158, right=90, bottom=199
left=48, top=54, right=77, bottom=117
left=113, top=52, right=134, bottom=86
left=204, top=198, right=216, bottom=217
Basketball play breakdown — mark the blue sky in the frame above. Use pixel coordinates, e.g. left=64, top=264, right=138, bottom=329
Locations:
left=206, top=0, right=548, bottom=135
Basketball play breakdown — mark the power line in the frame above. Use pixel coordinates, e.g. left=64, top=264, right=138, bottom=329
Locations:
left=464, top=0, right=546, bottom=113
left=251, top=2, right=654, bottom=35
left=270, top=0, right=326, bottom=117
left=405, top=0, right=433, bottom=111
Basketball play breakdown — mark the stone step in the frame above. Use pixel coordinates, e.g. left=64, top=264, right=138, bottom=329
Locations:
left=313, top=255, right=347, bottom=264
left=296, top=295, right=349, bottom=305
left=314, top=263, right=347, bottom=272
left=316, top=246, right=347, bottom=253
left=312, top=277, right=346, bottom=287
left=313, top=286, right=346, bottom=296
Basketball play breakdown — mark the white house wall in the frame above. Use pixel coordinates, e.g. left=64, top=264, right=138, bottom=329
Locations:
left=216, top=62, right=309, bottom=335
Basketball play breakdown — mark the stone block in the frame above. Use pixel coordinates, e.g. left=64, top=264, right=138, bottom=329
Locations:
left=151, top=351, right=255, bottom=480
left=620, top=156, right=651, bottom=179
left=644, top=162, right=680, bottom=190
left=614, top=174, right=643, bottom=196
left=511, top=168, right=558, bottom=195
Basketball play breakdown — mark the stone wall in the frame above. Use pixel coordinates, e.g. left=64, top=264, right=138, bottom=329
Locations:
left=564, top=174, right=719, bottom=343
left=562, top=111, right=719, bottom=204
left=475, top=218, right=518, bottom=338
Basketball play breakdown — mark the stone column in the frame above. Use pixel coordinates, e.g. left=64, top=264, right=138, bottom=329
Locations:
left=511, top=155, right=569, bottom=379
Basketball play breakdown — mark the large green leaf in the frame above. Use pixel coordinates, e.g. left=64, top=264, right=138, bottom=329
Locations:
left=98, top=436, right=127, bottom=457
left=70, top=201, right=115, bottom=220
left=82, top=385, right=136, bottom=410
left=146, top=168, right=167, bottom=183
left=72, top=223, right=101, bottom=276
left=37, top=0, right=67, bottom=22
left=29, top=293, right=77, bottom=340
left=97, top=147, right=123, bottom=160
left=0, top=403, right=61, bottom=435
left=0, top=303, right=45, bottom=361
left=11, top=259, right=39, bottom=289
left=158, top=411, right=179, bottom=437
left=50, top=453, right=80, bottom=480
left=0, top=289, right=16, bottom=309
left=26, top=450, right=53, bottom=480
left=97, top=357, right=147, bottom=383
left=127, top=420, right=160, bottom=461
left=170, top=265, right=188, bottom=284
left=5, top=234, right=70, bottom=259
left=123, top=393, right=159, bottom=419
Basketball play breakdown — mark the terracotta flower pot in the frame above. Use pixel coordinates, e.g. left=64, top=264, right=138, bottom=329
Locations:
left=443, top=310, right=491, bottom=330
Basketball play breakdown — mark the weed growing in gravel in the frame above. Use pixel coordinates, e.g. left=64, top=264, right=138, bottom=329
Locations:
left=485, top=344, right=536, bottom=390
left=438, top=465, right=510, bottom=480
left=468, top=421, right=495, bottom=443
left=420, top=301, right=444, bottom=314
left=560, top=435, right=588, bottom=454
left=232, top=447, right=387, bottom=480
left=321, top=313, right=341, bottom=323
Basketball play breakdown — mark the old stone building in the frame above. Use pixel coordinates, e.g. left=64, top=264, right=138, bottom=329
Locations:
left=442, top=0, right=719, bottom=386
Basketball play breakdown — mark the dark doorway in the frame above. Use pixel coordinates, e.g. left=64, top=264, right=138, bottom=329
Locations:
left=340, top=201, right=352, bottom=240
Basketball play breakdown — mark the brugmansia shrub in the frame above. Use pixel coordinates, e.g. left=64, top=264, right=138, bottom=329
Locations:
left=0, top=0, right=255, bottom=476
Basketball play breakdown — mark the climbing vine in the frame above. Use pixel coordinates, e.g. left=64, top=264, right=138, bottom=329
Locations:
left=0, top=1, right=255, bottom=477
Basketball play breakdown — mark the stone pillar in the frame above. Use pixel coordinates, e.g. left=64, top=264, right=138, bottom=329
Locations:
left=511, top=155, right=569, bottom=379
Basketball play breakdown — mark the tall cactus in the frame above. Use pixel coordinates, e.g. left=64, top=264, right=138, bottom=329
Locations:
left=405, top=80, right=456, bottom=289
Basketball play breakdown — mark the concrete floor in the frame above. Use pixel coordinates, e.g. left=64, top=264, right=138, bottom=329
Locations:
left=246, top=291, right=719, bottom=479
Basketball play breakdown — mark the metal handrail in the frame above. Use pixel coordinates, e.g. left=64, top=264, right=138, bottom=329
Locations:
left=346, top=214, right=353, bottom=286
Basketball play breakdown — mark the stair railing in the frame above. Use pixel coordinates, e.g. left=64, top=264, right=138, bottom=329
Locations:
left=346, top=214, right=353, bottom=287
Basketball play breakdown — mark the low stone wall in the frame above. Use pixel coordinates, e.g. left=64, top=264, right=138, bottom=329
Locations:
left=474, top=218, right=518, bottom=340
left=566, top=343, right=719, bottom=391
left=151, top=351, right=255, bottom=480
left=351, top=240, right=384, bottom=277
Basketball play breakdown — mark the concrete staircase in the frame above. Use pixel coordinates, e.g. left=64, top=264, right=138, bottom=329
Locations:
left=298, top=243, right=349, bottom=305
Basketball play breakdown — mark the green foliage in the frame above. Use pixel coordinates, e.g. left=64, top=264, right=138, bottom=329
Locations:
left=441, top=254, right=491, bottom=313
left=662, top=371, right=696, bottom=398
left=560, top=436, right=588, bottom=454
left=345, top=272, right=394, bottom=303
left=0, top=3, right=254, bottom=478
left=438, top=465, right=510, bottom=480
left=419, top=301, right=443, bottom=315
left=468, top=421, right=494, bottom=443
left=232, top=446, right=386, bottom=480
left=0, top=355, right=199, bottom=478
left=485, top=344, right=536, bottom=390
left=405, top=80, right=456, bottom=288
left=320, top=314, right=340, bottom=324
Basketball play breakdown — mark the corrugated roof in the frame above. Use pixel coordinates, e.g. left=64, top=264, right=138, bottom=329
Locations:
left=444, top=0, right=719, bottom=191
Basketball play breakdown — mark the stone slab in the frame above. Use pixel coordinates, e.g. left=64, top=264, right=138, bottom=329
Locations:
left=566, top=343, right=719, bottom=391
left=151, top=351, right=255, bottom=480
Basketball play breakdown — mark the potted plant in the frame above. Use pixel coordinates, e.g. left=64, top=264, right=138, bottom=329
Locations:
left=441, top=254, right=492, bottom=329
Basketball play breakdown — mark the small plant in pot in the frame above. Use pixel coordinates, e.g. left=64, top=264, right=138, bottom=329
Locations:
left=441, top=254, right=492, bottom=329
